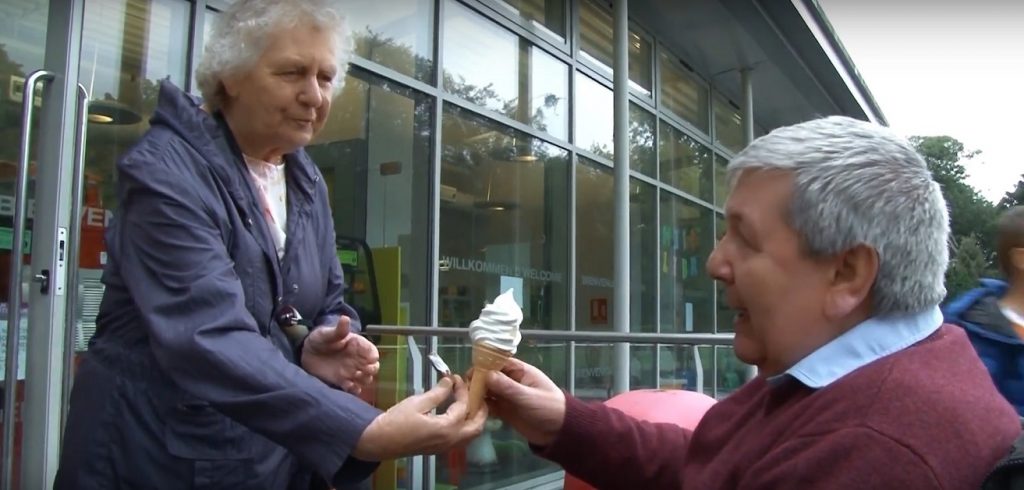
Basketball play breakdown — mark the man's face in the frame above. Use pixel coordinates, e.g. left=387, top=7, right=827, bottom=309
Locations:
left=707, top=170, right=839, bottom=376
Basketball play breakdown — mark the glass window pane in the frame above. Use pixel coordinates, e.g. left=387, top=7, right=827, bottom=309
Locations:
left=714, top=94, right=744, bottom=153
left=436, top=342, right=565, bottom=487
left=630, top=103, right=655, bottom=177
left=631, top=345, right=657, bottom=389
left=714, top=154, right=729, bottom=209
left=443, top=1, right=569, bottom=140
left=659, top=122, right=712, bottom=201
left=659, top=345, right=712, bottom=394
left=714, top=215, right=734, bottom=333
left=574, top=72, right=613, bottom=159
left=310, top=69, right=433, bottom=326
left=659, top=194, right=715, bottom=333
left=72, top=0, right=190, bottom=355
left=629, top=32, right=653, bottom=95
left=575, top=343, right=614, bottom=401
left=348, top=0, right=434, bottom=82
left=659, top=50, right=709, bottom=133
left=630, top=179, right=657, bottom=332
left=0, top=0, right=49, bottom=399
left=497, top=0, right=566, bottom=40
left=575, top=159, right=656, bottom=332
left=439, top=104, right=570, bottom=330
left=715, top=346, right=749, bottom=399
left=578, top=0, right=652, bottom=94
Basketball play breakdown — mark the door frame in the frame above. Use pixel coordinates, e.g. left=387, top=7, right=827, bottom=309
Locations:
left=1, top=1, right=86, bottom=488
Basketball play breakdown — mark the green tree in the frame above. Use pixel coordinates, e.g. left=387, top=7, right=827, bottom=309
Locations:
left=910, top=136, right=999, bottom=299
left=999, top=175, right=1024, bottom=209
left=945, top=234, right=990, bottom=299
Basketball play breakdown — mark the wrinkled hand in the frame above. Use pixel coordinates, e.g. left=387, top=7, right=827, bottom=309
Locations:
left=301, top=316, right=380, bottom=394
left=353, top=375, right=487, bottom=461
left=481, top=357, right=566, bottom=447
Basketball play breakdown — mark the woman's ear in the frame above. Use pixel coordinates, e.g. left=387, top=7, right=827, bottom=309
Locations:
left=221, top=75, right=242, bottom=99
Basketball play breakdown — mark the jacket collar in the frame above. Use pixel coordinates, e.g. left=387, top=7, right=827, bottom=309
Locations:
left=150, top=81, right=323, bottom=293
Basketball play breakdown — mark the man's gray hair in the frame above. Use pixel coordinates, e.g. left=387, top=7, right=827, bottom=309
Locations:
left=728, top=115, right=949, bottom=316
left=195, top=0, right=353, bottom=111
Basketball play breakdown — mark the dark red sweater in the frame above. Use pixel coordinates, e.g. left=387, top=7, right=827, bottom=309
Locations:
left=543, top=326, right=1019, bottom=489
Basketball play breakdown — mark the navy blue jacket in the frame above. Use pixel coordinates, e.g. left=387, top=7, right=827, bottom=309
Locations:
left=944, top=279, right=1024, bottom=416
left=55, top=82, right=381, bottom=489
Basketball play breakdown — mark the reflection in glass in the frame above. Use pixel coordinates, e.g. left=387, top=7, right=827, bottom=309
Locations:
left=0, top=0, right=49, bottom=404
left=74, top=0, right=190, bottom=355
left=630, top=103, right=656, bottom=176
left=715, top=346, right=749, bottom=398
left=714, top=94, right=744, bottom=153
left=436, top=341, right=565, bottom=488
left=575, top=343, right=614, bottom=401
left=310, top=68, right=433, bottom=327
left=631, top=345, right=657, bottom=389
left=574, top=72, right=613, bottom=159
left=659, top=50, right=709, bottom=133
left=659, top=345, right=712, bottom=394
left=498, top=0, right=567, bottom=40
left=715, top=215, right=734, bottom=333
left=578, top=0, right=653, bottom=94
left=443, top=0, right=569, bottom=140
left=348, top=0, right=434, bottom=82
left=439, top=103, right=569, bottom=330
left=660, top=122, right=712, bottom=201
left=575, top=160, right=657, bottom=333
left=659, top=194, right=715, bottom=333
left=714, top=153, right=729, bottom=209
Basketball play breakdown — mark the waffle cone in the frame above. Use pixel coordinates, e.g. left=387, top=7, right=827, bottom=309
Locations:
left=467, top=342, right=512, bottom=419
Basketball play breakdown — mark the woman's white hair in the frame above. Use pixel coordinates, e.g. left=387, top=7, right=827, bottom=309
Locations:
left=729, top=115, right=950, bottom=316
left=195, top=0, right=353, bottom=111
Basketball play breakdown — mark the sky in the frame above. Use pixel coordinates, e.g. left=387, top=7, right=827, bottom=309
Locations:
left=818, top=0, right=1024, bottom=203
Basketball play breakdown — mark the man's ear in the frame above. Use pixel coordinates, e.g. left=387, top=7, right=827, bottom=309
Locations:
left=824, top=244, right=878, bottom=320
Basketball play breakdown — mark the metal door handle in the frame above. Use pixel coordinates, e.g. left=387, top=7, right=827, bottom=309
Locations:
left=2, top=68, right=55, bottom=490
left=60, top=83, right=89, bottom=431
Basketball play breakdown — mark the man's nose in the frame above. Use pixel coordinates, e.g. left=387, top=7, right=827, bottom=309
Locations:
left=706, top=244, right=731, bottom=283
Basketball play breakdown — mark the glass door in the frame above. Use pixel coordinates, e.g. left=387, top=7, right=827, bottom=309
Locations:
left=0, top=0, right=191, bottom=486
left=1, top=1, right=57, bottom=488
left=68, top=0, right=190, bottom=373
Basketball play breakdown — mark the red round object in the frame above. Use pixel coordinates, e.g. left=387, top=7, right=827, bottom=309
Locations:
left=563, top=390, right=717, bottom=490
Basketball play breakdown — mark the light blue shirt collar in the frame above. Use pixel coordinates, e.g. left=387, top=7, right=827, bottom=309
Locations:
left=773, top=306, right=943, bottom=388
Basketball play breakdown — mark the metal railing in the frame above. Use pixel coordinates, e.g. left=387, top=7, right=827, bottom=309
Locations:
left=364, top=325, right=735, bottom=346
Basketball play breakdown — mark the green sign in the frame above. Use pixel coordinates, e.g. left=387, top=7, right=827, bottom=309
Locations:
left=338, top=249, right=358, bottom=267
left=0, top=227, right=32, bottom=251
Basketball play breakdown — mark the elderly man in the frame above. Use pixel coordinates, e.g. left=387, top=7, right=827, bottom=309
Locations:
left=482, top=116, right=1019, bottom=489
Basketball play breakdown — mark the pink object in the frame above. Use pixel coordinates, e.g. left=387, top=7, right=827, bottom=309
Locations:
left=563, top=390, right=717, bottom=490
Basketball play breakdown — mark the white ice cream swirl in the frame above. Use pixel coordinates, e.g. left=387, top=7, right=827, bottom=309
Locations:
left=469, top=289, right=523, bottom=354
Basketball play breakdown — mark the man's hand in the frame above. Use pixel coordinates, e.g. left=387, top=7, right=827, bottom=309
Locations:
left=482, top=357, right=566, bottom=447
left=301, top=316, right=380, bottom=394
left=353, top=375, right=487, bottom=461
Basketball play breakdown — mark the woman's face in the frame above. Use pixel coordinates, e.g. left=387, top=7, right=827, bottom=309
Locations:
left=222, top=23, right=338, bottom=155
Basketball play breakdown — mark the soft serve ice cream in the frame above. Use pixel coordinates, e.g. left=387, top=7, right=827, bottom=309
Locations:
left=466, top=289, right=524, bottom=418
left=468, top=289, right=523, bottom=354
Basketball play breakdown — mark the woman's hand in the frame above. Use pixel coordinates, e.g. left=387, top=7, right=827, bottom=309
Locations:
left=301, top=316, right=380, bottom=394
left=352, top=375, right=488, bottom=461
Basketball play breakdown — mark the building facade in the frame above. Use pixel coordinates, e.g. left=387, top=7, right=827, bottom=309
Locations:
left=0, top=0, right=883, bottom=488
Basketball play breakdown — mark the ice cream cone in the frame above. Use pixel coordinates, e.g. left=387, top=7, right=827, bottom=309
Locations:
left=467, top=342, right=512, bottom=419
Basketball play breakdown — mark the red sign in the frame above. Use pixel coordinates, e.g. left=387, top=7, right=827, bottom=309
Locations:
left=590, top=298, right=608, bottom=324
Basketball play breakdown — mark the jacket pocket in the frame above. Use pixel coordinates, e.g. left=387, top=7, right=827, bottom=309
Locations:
left=164, top=400, right=252, bottom=460
left=163, top=400, right=260, bottom=489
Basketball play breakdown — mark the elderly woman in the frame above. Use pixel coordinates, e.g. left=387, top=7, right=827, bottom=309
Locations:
left=54, top=1, right=485, bottom=488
